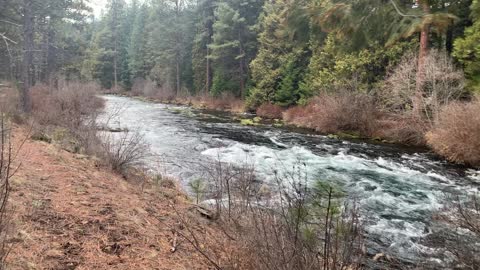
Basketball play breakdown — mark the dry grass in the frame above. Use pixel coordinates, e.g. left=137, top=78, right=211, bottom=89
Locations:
left=182, top=93, right=245, bottom=113
left=256, top=103, right=284, bottom=119
left=6, top=126, right=225, bottom=269
left=283, top=92, right=380, bottom=136
left=426, top=100, right=480, bottom=167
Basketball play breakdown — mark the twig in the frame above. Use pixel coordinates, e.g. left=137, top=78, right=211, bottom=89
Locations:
left=0, top=33, right=17, bottom=44
left=170, top=231, right=178, bottom=253
left=0, top=20, right=21, bottom=27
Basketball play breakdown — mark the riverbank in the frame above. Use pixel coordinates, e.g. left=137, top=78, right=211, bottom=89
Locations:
left=106, top=92, right=399, bottom=143
left=112, top=91, right=480, bottom=168
left=6, top=126, right=224, bottom=269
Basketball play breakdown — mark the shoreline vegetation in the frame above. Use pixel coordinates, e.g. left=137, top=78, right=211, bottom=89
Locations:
left=107, top=88, right=480, bottom=169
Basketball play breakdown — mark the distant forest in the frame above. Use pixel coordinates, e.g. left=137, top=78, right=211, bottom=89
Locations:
left=1, top=0, right=479, bottom=110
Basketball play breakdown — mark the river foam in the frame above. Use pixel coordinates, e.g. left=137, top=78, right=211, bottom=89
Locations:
left=200, top=140, right=477, bottom=262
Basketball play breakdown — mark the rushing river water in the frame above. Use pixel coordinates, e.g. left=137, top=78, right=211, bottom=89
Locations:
left=101, top=95, right=480, bottom=268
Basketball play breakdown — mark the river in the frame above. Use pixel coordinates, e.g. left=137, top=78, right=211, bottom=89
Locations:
left=101, top=95, right=480, bottom=268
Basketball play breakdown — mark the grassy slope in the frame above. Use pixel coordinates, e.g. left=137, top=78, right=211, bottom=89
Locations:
left=7, top=126, right=220, bottom=269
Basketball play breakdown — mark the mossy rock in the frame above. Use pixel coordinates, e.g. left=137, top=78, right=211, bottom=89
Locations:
left=181, top=110, right=195, bottom=117
left=253, top=116, right=262, bottom=123
left=272, top=119, right=284, bottom=127
left=327, top=134, right=339, bottom=139
left=240, top=119, right=259, bottom=126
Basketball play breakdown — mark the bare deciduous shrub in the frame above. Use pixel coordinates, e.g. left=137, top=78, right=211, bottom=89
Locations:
left=376, top=115, right=429, bottom=145
left=30, top=80, right=104, bottom=129
left=256, top=103, right=284, bottom=119
left=283, top=92, right=379, bottom=136
left=131, top=77, right=176, bottom=101
left=426, top=100, right=480, bottom=166
left=0, top=84, right=22, bottom=124
left=172, top=161, right=364, bottom=270
left=97, top=131, right=150, bottom=174
left=191, top=92, right=245, bottom=112
left=29, top=79, right=151, bottom=175
left=29, top=80, right=105, bottom=155
left=131, top=78, right=147, bottom=96
left=382, top=50, right=467, bottom=124
left=0, top=115, right=13, bottom=267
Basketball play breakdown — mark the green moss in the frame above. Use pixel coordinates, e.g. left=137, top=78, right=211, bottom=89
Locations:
left=327, top=134, right=339, bottom=139
left=240, top=119, right=259, bottom=126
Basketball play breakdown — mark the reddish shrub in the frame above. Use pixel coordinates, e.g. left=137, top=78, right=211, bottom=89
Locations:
left=30, top=80, right=104, bottom=129
left=256, top=103, right=284, bottom=119
left=190, top=92, right=245, bottom=113
left=426, top=100, right=480, bottom=167
left=375, top=115, right=429, bottom=145
left=283, top=92, right=380, bottom=136
left=130, top=78, right=176, bottom=101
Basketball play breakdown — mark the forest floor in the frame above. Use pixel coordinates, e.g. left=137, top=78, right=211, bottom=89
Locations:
left=6, top=126, right=222, bottom=269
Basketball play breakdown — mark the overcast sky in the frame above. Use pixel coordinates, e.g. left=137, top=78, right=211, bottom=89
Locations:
left=89, top=0, right=109, bottom=18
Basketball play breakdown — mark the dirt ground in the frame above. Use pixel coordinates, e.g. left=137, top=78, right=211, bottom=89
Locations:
left=6, top=126, right=221, bottom=269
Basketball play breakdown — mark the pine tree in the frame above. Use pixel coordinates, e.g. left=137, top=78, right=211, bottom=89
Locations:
left=128, top=2, right=147, bottom=81
left=453, top=0, right=480, bottom=91
left=247, top=0, right=307, bottom=108
left=209, top=0, right=263, bottom=97
left=192, top=0, right=215, bottom=94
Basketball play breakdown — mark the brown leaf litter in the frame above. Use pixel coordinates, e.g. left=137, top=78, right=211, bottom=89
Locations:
left=6, top=126, right=224, bottom=269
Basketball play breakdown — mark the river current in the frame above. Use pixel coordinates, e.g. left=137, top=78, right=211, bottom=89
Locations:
left=101, top=95, right=480, bottom=268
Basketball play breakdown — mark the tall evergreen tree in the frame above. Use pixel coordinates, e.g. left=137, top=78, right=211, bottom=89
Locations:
left=128, top=3, right=148, bottom=80
left=247, top=0, right=308, bottom=108
left=209, top=0, right=263, bottom=97
left=192, top=0, right=215, bottom=94
left=454, top=0, right=480, bottom=91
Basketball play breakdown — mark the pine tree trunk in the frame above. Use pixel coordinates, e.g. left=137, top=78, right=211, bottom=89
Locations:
left=238, top=33, right=245, bottom=98
left=445, top=26, right=453, bottom=53
left=112, top=0, right=118, bottom=91
left=176, top=56, right=180, bottom=95
left=21, top=0, right=34, bottom=113
left=205, top=46, right=210, bottom=95
left=46, top=17, right=56, bottom=84
left=175, top=0, right=181, bottom=96
left=413, top=0, right=431, bottom=117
